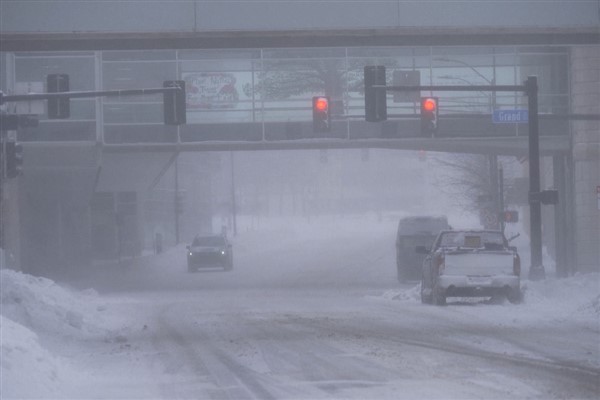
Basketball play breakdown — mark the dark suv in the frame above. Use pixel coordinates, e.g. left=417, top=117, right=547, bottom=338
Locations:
left=186, top=235, right=233, bottom=272
left=395, top=215, right=449, bottom=282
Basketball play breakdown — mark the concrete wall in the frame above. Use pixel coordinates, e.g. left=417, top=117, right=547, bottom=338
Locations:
left=570, top=45, right=600, bottom=273
left=1, top=0, right=598, bottom=33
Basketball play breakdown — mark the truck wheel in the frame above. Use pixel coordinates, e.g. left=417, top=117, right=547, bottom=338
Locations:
left=420, top=282, right=432, bottom=304
left=507, top=288, right=522, bottom=304
left=433, top=287, right=446, bottom=306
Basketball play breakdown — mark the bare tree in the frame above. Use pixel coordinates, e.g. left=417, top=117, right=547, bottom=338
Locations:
left=432, top=153, right=523, bottom=228
left=432, top=153, right=492, bottom=211
left=245, top=58, right=398, bottom=112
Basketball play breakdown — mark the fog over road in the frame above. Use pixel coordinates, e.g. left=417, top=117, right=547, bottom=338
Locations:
left=48, top=216, right=600, bottom=399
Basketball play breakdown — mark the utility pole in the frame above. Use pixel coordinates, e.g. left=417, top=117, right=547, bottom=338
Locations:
left=499, top=166, right=505, bottom=234
left=526, top=76, right=545, bottom=280
left=489, top=154, right=499, bottom=229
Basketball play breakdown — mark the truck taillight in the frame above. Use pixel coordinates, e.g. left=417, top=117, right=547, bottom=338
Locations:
left=435, top=254, right=445, bottom=274
left=513, top=253, right=521, bottom=276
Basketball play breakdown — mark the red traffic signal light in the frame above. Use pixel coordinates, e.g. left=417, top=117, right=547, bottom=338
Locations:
left=422, top=98, right=437, bottom=112
left=420, top=96, right=438, bottom=136
left=314, top=97, right=328, bottom=112
left=312, top=96, right=331, bottom=132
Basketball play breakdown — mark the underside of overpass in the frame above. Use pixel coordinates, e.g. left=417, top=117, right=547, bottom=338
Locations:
left=2, top=26, right=599, bottom=52
left=12, top=127, right=574, bottom=276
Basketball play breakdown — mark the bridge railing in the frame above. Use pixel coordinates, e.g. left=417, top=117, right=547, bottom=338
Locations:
left=6, top=46, right=571, bottom=144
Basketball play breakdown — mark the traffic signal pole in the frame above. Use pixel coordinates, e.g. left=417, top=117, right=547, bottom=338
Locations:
left=368, top=69, right=547, bottom=280
left=1, top=87, right=180, bottom=103
left=1, top=85, right=185, bottom=126
left=525, top=76, right=545, bottom=280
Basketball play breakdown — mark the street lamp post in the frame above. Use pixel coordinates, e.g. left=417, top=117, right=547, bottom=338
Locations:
left=525, top=76, right=545, bottom=280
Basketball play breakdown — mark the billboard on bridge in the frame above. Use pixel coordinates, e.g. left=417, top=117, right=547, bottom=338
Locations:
left=183, top=72, right=242, bottom=110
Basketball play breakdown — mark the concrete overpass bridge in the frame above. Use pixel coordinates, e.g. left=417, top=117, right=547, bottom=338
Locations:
left=1, top=0, right=598, bottom=276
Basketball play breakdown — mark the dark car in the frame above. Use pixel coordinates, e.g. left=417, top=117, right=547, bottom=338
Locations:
left=395, top=215, right=450, bottom=282
left=186, top=235, right=233, bottom=272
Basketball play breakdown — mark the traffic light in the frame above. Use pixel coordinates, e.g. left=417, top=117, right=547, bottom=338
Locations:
left=364, top=66, right=387, bottom=122
left=5, top=142, right=23, bottom=179
left=503, top=210, right=519, bottom=223
left=163, top=80, right=186, bottom=125
left=47, top=74, right=70, bottom=119
left=312, top=96, right=331, bottom=132
left=420, top=96, right=438, bottom=136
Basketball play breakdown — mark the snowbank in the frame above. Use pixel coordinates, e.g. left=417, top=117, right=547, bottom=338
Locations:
left=1, top=269, right=108, bottom=399
left=521, top=272, right=600, bottom=322
left=1, top=270, right=104, bottom=336
left=1, top=316, right=63, bottom=398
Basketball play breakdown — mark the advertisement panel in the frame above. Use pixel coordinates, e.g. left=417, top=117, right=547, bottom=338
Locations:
left=183, top=72, right=252, bottom=110
left=182, top=71, right=256, bottom=123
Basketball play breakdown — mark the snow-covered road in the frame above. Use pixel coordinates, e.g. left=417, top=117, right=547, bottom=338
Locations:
left=88, top=289, right=597, bottom=399
left=2, top=215, right=599, bottom=399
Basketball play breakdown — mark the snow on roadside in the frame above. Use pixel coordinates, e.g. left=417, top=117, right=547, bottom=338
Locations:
left=1, top=269, right=107, bottom=336
left=381, top=284, right=421, bottom=302
left=1, top=269, right=110, bottom=398
left=0, top=249, right=598, bottom=398
left=1, top=315, right=63, bottom=398
left=384, top=272, right=600, bottom=328
left=520, top=272, right=600, bottom=323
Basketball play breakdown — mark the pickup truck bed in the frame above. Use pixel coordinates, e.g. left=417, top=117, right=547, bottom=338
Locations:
left=420, top=230, right=521, bottom=305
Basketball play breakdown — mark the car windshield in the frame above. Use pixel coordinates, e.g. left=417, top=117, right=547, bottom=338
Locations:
left=191, top=236, right=226, bottom=247
left=439, top=231, right=505, bottom=249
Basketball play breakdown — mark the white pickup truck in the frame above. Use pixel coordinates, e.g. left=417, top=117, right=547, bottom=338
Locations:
left=417, top=230, right=521, bottom=305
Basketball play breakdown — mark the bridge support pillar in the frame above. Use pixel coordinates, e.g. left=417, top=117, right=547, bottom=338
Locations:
left=570, top=45, right=600, bottom=273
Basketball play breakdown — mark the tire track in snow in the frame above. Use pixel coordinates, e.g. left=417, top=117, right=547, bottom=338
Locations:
left=152, top=304, right=275, bottom=399
left=313, top=306, right=600, bottom=398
